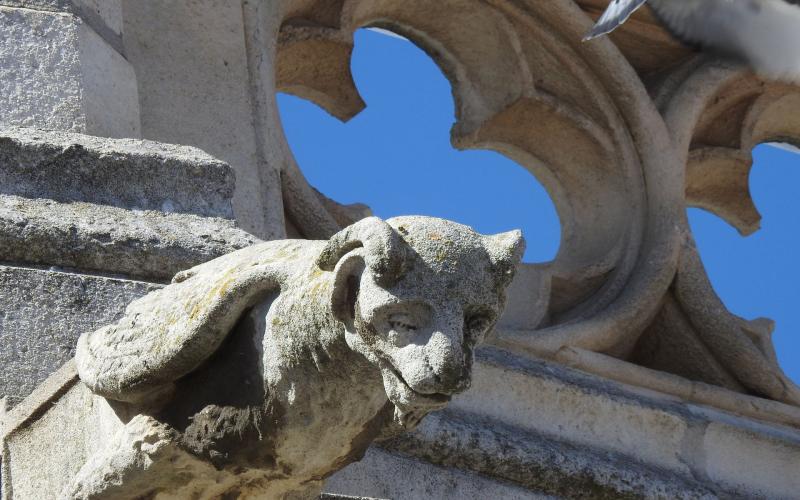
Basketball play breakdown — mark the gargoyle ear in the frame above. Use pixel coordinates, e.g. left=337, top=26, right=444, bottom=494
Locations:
left=484, top=229, right=525, bottom=287
left=329, top=253, right=365, bottom=325
left=316, top=216, right=408, bottom=287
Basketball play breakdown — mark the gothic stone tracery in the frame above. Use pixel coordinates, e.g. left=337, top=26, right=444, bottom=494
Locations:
left=272, top=0, right=800, bottom=411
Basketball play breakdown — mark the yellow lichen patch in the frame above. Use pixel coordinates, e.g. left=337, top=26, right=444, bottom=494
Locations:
left=187, top=267, right=238, bottom=321
left=308, top=278, right=332, bottom=299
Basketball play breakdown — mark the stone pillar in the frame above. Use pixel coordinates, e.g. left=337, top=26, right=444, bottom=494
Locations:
left=120, top=0, right=285, bottom=239
left=0, top=0, right=140, bottom=137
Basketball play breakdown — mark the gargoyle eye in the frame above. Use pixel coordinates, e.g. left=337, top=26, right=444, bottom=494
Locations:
left=388, top=313, right=418, bottom=334
left=464, top=308, right=496, bottom=343
left=376, top=302, right=431, bottom=345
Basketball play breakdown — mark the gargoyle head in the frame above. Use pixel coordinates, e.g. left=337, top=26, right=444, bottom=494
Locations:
left=318, top=216, right=525, bottom=428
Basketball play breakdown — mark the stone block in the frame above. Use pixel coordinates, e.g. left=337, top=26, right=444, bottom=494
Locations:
left=0, top=265, right=161, bottom=409
left=0, top=5, right=138, bottom=138
left=0, top=127, right=235, bottom=217
left=0, top=0, right=121, bottom=37
left=0, top=196, right=258, bottom=280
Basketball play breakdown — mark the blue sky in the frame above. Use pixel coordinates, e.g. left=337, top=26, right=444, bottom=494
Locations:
left=277, top=29, right=799, bottom=383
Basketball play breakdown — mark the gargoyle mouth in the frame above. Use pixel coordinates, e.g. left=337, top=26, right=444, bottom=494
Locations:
left=379, top=362, right=451, bottom=414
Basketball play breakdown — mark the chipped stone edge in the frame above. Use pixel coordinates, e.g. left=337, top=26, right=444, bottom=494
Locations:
left=1, top=360, right=78, bottom=500
left=0, top=359, right=78, bottom=443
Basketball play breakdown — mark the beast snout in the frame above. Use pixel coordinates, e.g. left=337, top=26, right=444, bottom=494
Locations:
left=395, top=330, right=473, bottom=397
left=417, top=351, right=472, bottom=396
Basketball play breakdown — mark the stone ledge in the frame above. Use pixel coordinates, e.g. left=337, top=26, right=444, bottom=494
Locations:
left=0, top=127, right=235, bottom=218
left=379, top=410, right=720, bottom=499
left=0, top=195, right=259, bottom=281
left=6, top=349, right=800, bottom=498
left=446, top=347, right=800, bottom=498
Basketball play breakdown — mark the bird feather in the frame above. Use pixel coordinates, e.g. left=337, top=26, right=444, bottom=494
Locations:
left=647, top=0, right=800, bottom=82
left=585, top=0, right=800, bottom=83
left=584, top=0, right=650, bottom=40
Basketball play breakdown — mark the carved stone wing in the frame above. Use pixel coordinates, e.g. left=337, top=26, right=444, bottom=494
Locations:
left=76, top=243, right=281, bottom=404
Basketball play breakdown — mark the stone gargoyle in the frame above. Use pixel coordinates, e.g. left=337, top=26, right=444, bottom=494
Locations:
left=67, top=216, right=524, bottom=499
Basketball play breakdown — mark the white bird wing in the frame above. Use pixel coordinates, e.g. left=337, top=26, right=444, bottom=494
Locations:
left=648, top=0, right=800, bottom=82
left=75, top=243, right=281, bottom=404
left=584, top=0, right=650, bottom=40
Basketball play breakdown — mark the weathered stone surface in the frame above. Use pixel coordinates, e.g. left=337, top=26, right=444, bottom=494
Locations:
left=0, top=265, right=160, bottom=409
left=0, top=6, right=138, bottom=137
left=0, top=127, right=235, bottom=218
left=58, top=216, right=523, bottom=498
left=0, top=127, right=260, bottom=421
left=455, top=347, right=800, bottom=498
left=0, top=195, right=258, bottom=280
left=379, top=411, right=719, bottom=499
left=0, top=0, right=124, bottom=53
left=319, top=494, right=386, bottom=500
left=326, top=448, right=543, bottom=500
